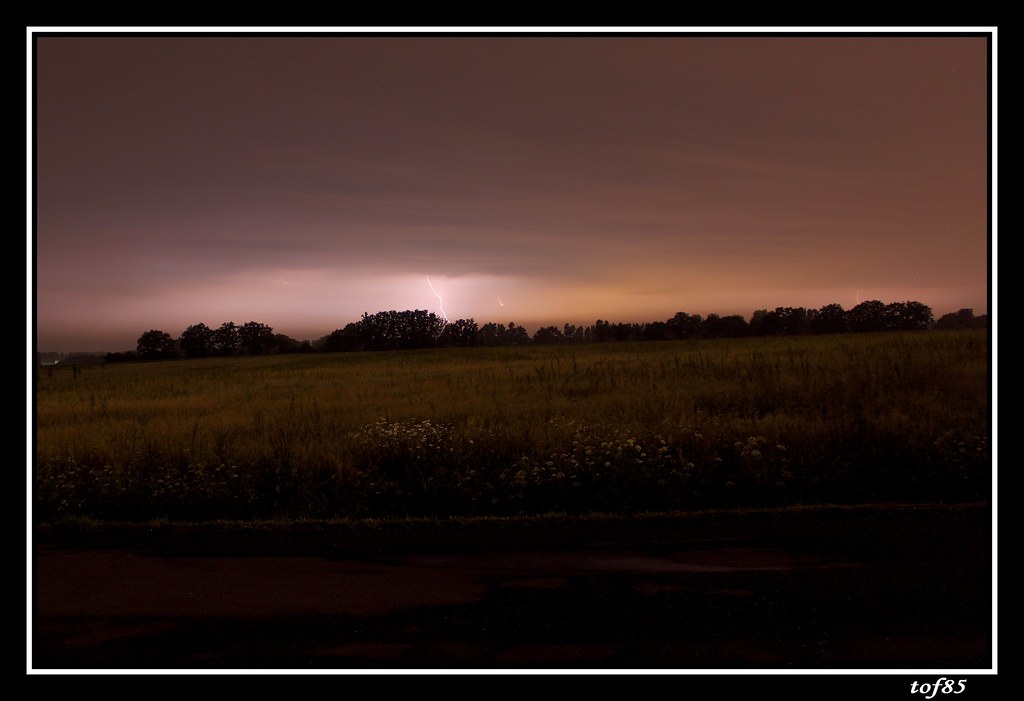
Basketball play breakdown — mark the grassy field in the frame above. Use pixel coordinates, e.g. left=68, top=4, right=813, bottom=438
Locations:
left=33, top=330, right=990, bottom=522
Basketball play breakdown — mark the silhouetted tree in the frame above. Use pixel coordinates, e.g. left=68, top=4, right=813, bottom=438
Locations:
left=269, top=333, right=304, bottom=354
left=402, top=310, right=445, bottom=349
left=611, top=322, right=644, bottom=342
left=749, top=307, right=807, bottom=336
left=477, top=322, right=504, bottom=346
left=506, top=322, right=531, bottom=345
left=749, top=309, right=777, bottom=336
left=439, top=318, right=480, bottom=347
left=642, top=320, right=672, bottom=341
left=477, top=321, right=530, bottom=345
left=562, top=323, right=586, bottom=343
left=238, top=321, right=274, bottom=355
left=667, top=312, right=703, bottom=340
left=717, top=314, right=750, bottom=338
left=434, top=319, right=477, bottom=347
left=179, top=323, right=214, bottom=357
left=882, top=301, right=933, bottom=331
left=847, top=300, right=887, bottom=333
left=212, top=322, right=240, bottom=356
left=935, top=308, right=984, bottom=330
left=777, top=307, right=810, bottom=335
left=532, top=325, right=565, bottom=344
left=809, top=303, right=849, bottom=334
left=356, top=310, right=445, bottom=350
left=700, top=314, right=724, bottom=339
left=321, top=323, right=364, bottom=352
left=136, top=329, right=177, bottom=359
left=701, top=314, right=749, bottom=338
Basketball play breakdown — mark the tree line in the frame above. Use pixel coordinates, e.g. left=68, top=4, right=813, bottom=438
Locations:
left=87, top=300, right=989, bottom=364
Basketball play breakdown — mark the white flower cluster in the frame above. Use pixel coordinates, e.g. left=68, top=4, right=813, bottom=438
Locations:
left=358, top=417, right=456, bottom=461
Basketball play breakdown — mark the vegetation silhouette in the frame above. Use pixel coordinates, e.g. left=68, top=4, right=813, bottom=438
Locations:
left=90, top=300, right=988, bottom=364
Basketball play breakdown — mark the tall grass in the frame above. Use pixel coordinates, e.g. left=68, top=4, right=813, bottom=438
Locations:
left=34, top=330, right=990, bottom=521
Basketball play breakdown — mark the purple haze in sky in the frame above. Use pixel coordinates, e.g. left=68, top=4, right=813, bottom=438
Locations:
left=31, top=31, right=991, bottom=352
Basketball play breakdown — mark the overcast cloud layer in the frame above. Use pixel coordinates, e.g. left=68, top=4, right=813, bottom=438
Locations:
left=32, top=32, right=990, bottom=351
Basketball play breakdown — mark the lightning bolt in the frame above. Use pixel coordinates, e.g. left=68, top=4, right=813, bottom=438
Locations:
left=426, top=275, right=450, bottom=323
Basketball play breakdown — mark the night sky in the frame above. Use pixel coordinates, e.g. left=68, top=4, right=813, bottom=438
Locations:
left=31, top=31, right=991, bottom=352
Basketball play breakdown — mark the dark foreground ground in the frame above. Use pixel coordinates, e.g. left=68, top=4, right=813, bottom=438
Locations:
left=31, top=504, right=993, bottom=671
